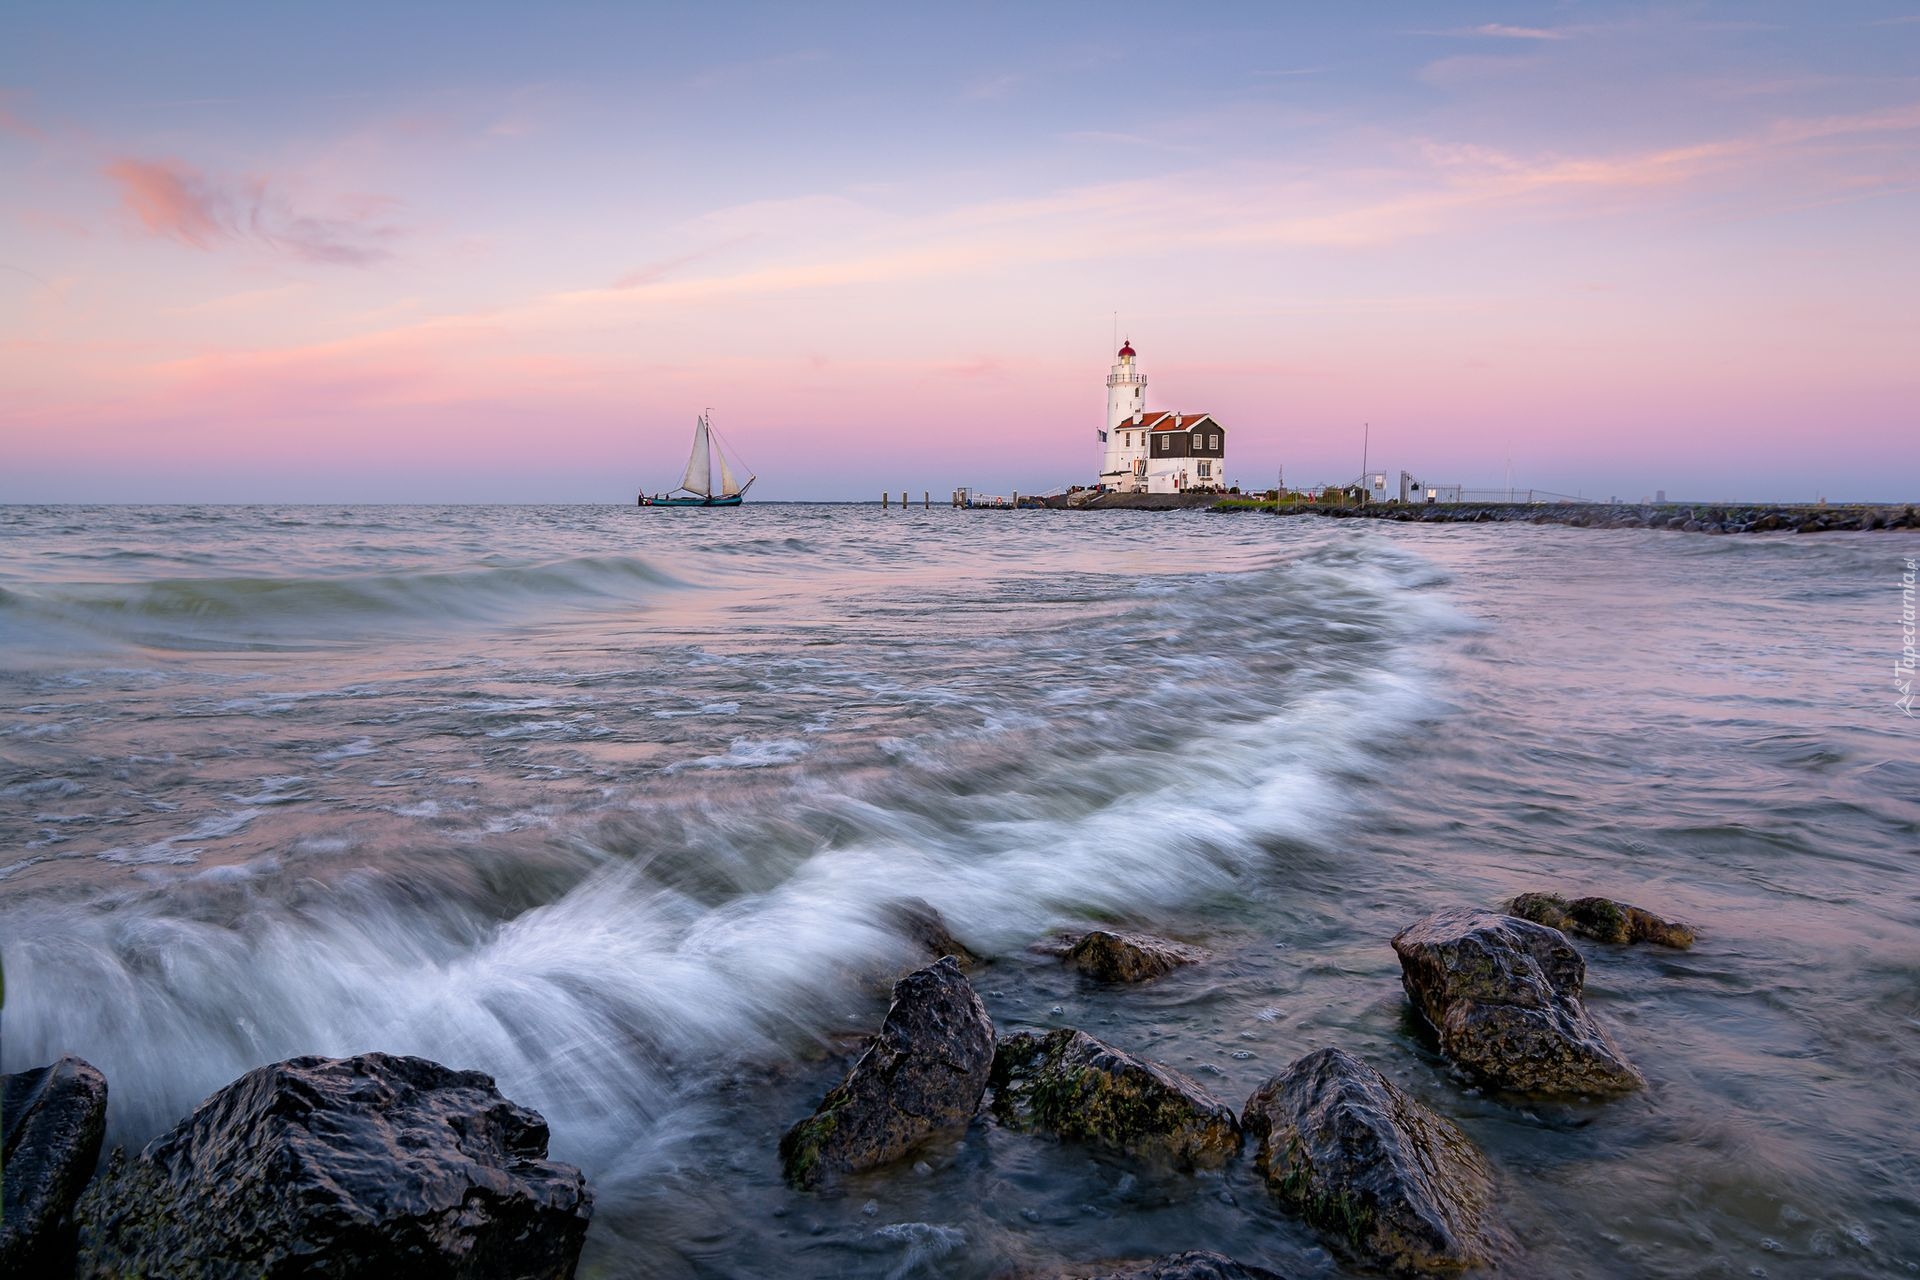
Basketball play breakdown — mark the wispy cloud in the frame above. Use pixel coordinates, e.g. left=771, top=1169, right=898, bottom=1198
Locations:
left=1419, top=54, right=1548, bottom=89
left=687, top=49, right=827, bottom=91
left=103, top=156, right=400, bottom=265
left=1428, top=23, right=1567, bottom=40
left=0, top=89, right=45, bottom=141
left=963, top=73, right=1023, bottom=102
left=612, top=237, right=753, bottom=289
left=106, top=158, right=226, bottom=247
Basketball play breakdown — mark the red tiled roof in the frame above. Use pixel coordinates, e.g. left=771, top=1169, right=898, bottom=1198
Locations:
left=1147, top=413, right=1216, bottom=433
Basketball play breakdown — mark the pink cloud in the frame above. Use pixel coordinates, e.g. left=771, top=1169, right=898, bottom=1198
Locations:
left=0, top=90, right=44, bottom=141
left=105, top=157, right=226, bottom=247
left=1454, top=24, right=1566, bottom=40
left=103, top=156, right=399, bottom=265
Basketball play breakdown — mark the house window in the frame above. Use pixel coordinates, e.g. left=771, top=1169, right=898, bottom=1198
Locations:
left=1209, top=433, right=1220, bottom=450
left=1198, top=461, right=1212, bottom=478
left=1158, top=436, right=1169, bottom=452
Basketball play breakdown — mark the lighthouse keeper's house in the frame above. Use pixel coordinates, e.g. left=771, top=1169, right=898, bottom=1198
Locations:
left=1095, top=340, right=1227, bottom=494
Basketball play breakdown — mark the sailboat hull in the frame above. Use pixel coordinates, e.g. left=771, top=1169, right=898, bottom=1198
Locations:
left=637, top=493, right=745, bottom=507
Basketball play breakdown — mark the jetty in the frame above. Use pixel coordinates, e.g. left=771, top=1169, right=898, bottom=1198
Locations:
left=1271, top=500, right=1918, bottom=533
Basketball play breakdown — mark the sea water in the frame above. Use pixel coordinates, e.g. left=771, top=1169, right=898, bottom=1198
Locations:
left=1, top=503, right=1915, bottom=1278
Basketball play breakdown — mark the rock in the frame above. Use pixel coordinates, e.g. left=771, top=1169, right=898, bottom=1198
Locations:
left=1391, top=909, right=1644, bottom=1097
left=989, top=1029, right=1240, bottom=1169
left=2, top=1056, right=109, bottom=1278
left=1064, top=929, right=1205, bottom=982
left=781, top=956, right=994, bottom=1188
left=883, top=897, right=979, bottom=967
left=1242, top=1049, right=1506, bottom=1275
left=1505, top=892, right=1695, bottom=949
left=74, top=1053, right=590, bottom=1279
left=1073, top=1250, right=1290, bottom=1279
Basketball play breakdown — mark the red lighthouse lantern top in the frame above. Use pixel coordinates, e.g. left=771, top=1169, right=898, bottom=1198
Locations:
left=1117, top=339, right=1135, bottom=359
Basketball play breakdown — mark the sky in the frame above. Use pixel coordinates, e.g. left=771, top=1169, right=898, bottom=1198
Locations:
left=2, top=1, right=1917, bottom=503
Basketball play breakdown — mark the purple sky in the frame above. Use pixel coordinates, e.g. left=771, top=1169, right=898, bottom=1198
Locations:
left=3, top=2, right=1918, bottom=501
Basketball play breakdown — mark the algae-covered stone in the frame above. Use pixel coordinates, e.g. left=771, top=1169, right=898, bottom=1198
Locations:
left=2, top=1056, right=109, bottom=1278
left=989, top=1028, right=1240, bottom=1169
left=1242, top=1048, right=1507, bottom=1275
left=1064, top=930, right=1206, bottom=983
left=1392, top=909, right=1644, bottom=1097
left=74, top=1052, right=590, bottom=1279
left=781, top=956, right=994, bottom=1188
left=1075, top=1250, right=1290, bottom=1279
left=1506, top=892, right=1695, bottom=949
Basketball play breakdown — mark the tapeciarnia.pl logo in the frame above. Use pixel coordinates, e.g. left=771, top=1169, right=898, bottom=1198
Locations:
left=1899, top=557, right=1917, bottom=717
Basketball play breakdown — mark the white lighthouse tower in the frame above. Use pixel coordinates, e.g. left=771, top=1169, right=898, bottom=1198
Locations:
left=1099, top=339, right=1148, bottom=490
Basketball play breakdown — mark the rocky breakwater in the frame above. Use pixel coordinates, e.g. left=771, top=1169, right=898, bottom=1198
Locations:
left=1242, top=1048, right=1508, bottom=1275
left=1301, top=501, right=1918, bottom=534
left=989, top=1028, right=1241, bottom=1170
left=74, top=1053, right=592, bottom=1279
left=2, top=1056, right=109, bottom=1276
left=1049, top=491, right=1223, bottom=512
left=781, top=956, right=996, bottom=1189
left=1392, top=909, right=1644, bottom=1096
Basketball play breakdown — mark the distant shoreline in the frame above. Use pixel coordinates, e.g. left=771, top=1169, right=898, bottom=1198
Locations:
left=1244, top=500, right=1917, bottom=533
left=999, top=494, right=1916, bottom=532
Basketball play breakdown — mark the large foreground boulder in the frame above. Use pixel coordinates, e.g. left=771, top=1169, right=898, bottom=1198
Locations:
left=989, top=1029, right=1240, bottom=1170
left=2, top=1056, right=109, bottom=1277
left=781, top=956, right=995, bottom=1188
left=1242, top=1049, right=1506, bottom=1275
left=74, top=1053, right=591, bottom=1279
left=1505, top=892, right=1695, bottom=949
left=1392, top=910, right=1644, bottom=1097
left=1064, top=930, right=1206, bottom=983
left=1073, top=1250, right=1289, bottom=1279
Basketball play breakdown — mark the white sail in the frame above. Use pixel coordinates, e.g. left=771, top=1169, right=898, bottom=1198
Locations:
left=680, top=415, right=712, bottom=496
left=717, top=447, right=741, bottom=497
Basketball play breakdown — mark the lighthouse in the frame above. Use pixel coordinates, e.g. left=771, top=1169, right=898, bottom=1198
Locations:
left=1093, top=338, right=1229, bottom=494
left=1099, top=339, right=1148, bottom=490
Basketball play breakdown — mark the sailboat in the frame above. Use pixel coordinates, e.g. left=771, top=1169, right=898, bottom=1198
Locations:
left=638, top=411, right=756, bottom=507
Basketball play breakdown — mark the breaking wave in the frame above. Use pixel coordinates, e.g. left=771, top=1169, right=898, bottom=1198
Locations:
left=0, top=553, right=684, bottom=652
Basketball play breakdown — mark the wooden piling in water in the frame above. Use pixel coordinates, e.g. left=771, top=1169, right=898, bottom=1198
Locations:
left=882, top=491, right=889, bottom=509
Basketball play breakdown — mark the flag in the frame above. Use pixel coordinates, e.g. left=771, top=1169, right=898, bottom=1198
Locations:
left=1097, top=429, right=1108, bottom=442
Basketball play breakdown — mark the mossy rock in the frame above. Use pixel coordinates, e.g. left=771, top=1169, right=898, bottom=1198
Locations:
left=989, top=1029, right=1240, bottom=1170
left=1062, top=930, right=1206, bottom=983
left=1392, top=909, right=1644, bottom=1097
left=780, top=957, right=995, bottom=1189
left=1507, top=892, right=1695, bottom=949
left=1243, top=1048, right=1509, bottom=1275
